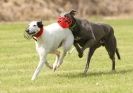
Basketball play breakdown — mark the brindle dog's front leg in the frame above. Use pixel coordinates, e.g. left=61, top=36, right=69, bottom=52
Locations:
left=74, top=43, right=83, bottom=58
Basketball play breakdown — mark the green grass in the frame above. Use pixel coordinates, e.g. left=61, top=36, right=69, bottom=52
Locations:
left=0, top=19, right=133, bottom=93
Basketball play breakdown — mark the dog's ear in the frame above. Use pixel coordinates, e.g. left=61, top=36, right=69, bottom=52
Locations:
left=70, top=10, right=77, bottom=16
left=37, top=21, right=43, bottom=28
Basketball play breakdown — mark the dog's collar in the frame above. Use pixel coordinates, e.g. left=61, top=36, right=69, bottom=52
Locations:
left=33, top=27, right=43, bottom=40
left=70, top=22, right=77, bottom=30
left=69, top=20, right=80, bottom=32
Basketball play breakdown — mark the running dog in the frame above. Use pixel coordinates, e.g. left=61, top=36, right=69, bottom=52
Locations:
left=24, top=21, right=74, bottom=80
left=60, top=10, right=121, bottom=73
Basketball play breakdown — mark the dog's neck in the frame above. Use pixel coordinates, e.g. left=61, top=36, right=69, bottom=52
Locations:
left=33, top=27, right=44, bottom=41
left=70, top=18, right=81, bottom=36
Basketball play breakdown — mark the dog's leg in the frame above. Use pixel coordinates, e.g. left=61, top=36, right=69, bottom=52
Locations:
left=45, top=61, right=52, bottom=69
left=53, top=50, right=67, bottom=71
left=111, top=57, right=115, bottom=70
left=54, top=38, right=73, bottom=71
left=111, top=37, right=116, bottom=71
left=74, top=43, right=83, bottom=58
left=67, top=47, right=75, bottom=54
left=31, top=48, right=47, bottom=80
left=31, top=56, right=46, bottom=80
left=52, top=50, right=60, bottom=71
left=81, top=39, right=96, bottom=56
left=53, top=35, right=74, bottom=71
left=104, top=36, right=116, bottom=71
left=56, top=50, right=67, bottom=69
left=107, top=48, right=116, bottom=70
left=84, top=47, right=96, bottom=74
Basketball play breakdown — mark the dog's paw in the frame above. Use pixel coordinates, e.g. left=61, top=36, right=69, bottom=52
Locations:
left=53, top=64, right=57, bottom=72
left=53, top=67, right=57, bottom=72
left=78, top=51, right=83, bottom=58
left=78, top=54, right=83, bottom=58
left=78, top=49, right=84, bottom=58
left=31, top=76, right=36, bottom=81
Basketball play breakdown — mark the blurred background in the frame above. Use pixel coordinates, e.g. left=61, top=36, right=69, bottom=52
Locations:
left=0, top=0, right=133, bottom=22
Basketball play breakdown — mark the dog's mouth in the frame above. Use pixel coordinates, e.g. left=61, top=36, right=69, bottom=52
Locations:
left=28, top=31, right=36, bottom=35
left=24, top=31, right=36, bottom=40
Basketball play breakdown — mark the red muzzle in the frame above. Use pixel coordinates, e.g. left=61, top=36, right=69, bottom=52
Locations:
left=57, top=16, right=72, bottom=28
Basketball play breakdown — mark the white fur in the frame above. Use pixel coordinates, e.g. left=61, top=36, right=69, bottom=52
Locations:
left=27, top=21, right=74, bottom=80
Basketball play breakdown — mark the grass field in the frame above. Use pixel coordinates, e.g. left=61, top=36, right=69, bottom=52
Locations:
left=0, top=19, right=133, bottom=93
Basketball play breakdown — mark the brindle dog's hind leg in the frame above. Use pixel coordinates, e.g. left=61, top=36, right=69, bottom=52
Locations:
left=104, top=35, right=116, bottom=71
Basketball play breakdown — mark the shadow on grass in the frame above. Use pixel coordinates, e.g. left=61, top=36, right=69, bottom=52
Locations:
left=56, top=68, right=133, bottom=78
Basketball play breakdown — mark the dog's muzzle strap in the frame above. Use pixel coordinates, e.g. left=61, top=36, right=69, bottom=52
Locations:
left=24, top=31, right=32, bottom=40
left=33, top=37, right=37, bottom=41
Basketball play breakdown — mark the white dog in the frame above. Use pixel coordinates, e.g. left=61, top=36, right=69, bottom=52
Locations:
left=25, top=21, right=74, bottom=80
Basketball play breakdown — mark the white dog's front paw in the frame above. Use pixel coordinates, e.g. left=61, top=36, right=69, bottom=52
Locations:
left=31, top=75, right=36, bottom=81
left=31, top=77, right=35, bottom=81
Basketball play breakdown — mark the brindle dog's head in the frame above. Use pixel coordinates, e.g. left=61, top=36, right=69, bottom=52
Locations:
left=60, top=10, right=77, bottom=26
left=60, top=10, right=80, bottom=36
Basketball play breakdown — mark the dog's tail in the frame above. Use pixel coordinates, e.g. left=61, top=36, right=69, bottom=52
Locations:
left=116, top=48, right=121, bottom=60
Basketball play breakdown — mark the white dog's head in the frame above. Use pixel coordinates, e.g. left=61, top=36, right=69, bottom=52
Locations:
left=24, top=21, right=43, bottom=39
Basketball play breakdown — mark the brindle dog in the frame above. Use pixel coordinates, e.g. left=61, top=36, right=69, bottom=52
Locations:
left=60, top=10, right=121, bottom=73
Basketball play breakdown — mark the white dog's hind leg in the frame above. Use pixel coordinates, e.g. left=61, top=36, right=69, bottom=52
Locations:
left=56, top=50, right=67, bottom=69
left=52, top=50, right=60, bottom=71
left=67, top=47, right=75, bottom=54
left=45, top=61, right=52, bottom=69
left=55, top=35, right=74, bottom=70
